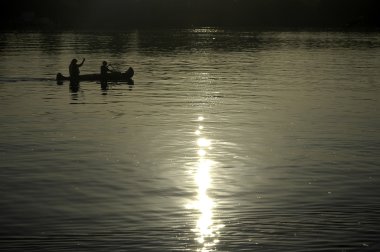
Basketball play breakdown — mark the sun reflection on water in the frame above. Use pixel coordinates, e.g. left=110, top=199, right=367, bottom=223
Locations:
left=186, top=115, right=224, bottom=252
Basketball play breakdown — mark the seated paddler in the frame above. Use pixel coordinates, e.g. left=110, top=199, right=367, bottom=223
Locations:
left=101, top=61, right=113, bottom=82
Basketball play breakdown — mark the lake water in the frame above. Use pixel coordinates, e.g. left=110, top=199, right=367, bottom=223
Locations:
left=0, top=29, right=380, bottom=251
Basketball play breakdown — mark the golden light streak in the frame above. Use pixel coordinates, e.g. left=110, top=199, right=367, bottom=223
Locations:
left=186, top=115, right=223, bottom=252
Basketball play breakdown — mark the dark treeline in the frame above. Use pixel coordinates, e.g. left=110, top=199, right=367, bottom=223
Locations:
left=1, top=0, right=379, bottom=30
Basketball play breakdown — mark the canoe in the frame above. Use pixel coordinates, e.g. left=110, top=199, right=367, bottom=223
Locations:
left=56, top=67, right=134, bottom=82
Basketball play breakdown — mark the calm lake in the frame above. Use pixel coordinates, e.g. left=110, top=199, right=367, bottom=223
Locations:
left=0, top=29, right=379, bottom=251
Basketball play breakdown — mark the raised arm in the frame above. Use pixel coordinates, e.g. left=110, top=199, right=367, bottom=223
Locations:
left=78, top=58, right=85, bottom=67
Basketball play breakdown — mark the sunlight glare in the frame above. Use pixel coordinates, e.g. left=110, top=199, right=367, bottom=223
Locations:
left=197, top=149, right=207, bottom=157
left=197, top=138, right=211, bottom=147
left=186, top=116, right=222, bottom=252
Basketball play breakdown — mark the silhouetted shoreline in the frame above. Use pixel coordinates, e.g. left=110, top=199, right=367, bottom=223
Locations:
left=1, top=0, right=379, bottom=31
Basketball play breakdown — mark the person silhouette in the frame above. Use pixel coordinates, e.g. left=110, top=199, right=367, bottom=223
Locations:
left=101, top=61, right=112, bottom=79
left=69, top=58, right=85, bottom=81
left=100, top=61, right=112, bottom=88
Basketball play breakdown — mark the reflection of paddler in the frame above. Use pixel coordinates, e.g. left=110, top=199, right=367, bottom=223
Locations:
left=69, top=81, right=80, bottom=93
left=69, top=58, right=85, bottom=80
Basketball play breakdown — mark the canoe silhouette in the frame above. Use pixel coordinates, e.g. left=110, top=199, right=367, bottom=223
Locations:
left=56, top=67, right=134, bottom=82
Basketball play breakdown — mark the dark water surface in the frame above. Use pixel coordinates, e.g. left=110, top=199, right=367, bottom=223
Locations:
left=1, top=30, right=380, bottom=251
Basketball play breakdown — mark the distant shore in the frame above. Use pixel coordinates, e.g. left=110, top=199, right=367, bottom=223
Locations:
left=2, top=0, right=379, bottom=32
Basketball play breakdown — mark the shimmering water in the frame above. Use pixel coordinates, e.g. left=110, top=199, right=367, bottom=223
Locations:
left=0, top=30, right=380, bottom=251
